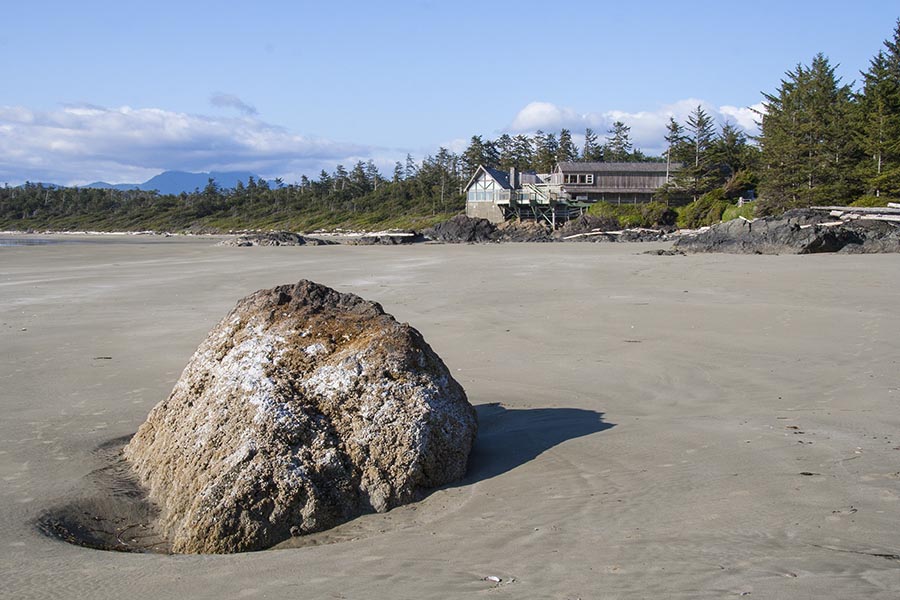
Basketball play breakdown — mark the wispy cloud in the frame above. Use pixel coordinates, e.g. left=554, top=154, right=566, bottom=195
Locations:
left=209, top=92, right=258, bottom=116
left=508, top=99, right=764, bottom=155
left=0, top=104, right=383, bottom=185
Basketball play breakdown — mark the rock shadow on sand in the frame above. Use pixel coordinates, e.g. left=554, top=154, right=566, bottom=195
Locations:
left=462, top=403, right=614, bottom=484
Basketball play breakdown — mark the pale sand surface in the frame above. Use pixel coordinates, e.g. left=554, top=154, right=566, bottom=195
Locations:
left=1, top=236, right=899, bottom=599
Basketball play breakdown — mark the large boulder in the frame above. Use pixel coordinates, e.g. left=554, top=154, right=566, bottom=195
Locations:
left=124, top=280, right=477, bottom=554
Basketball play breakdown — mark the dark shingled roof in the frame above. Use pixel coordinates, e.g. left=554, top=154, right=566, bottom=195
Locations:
left=557, top=161, right=678, bottom=172
left=482, top=166, right=513, bottom=189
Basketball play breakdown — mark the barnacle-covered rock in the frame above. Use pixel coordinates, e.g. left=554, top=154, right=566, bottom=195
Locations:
left=124, top=280, right=476, bottom=553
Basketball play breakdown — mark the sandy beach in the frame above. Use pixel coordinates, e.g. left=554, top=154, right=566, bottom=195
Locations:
left=2, top=235, right=899, bottom=598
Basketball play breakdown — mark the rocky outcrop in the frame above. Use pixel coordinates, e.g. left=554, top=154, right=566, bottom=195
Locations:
left=838, top=220, right=900, bottom=253
left=493, top=219, right=554, bottom=242
left=423, top=214, right=671, bottom=244
left=674, top=211, right=870, bottom=254
left=345, top=232, right=424, bottom=245
left=422, top=215, right=497, bottom=243
left=124, top=280, right=477, bottom=554
left=554, top=214, right=622, bottom=239
left=218, top=232, right=337, bottom=246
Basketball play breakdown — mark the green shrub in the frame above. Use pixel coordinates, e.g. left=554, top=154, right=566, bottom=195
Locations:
left=619, top=213, right=643, bottom=228
left=587, top=201, right=678, bottom=229
left=678, top=189, right=731, bottom=228
left=721, top=203, right=756, bottom=222
left=850, top=195, right=896, bottom=208
left=640, top=201, right=678, bottom=227
left=586, top=202, right=623, bottom=228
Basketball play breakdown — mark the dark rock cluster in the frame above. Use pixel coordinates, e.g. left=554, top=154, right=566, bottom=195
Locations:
left=674, top=209, right=900, bottom=254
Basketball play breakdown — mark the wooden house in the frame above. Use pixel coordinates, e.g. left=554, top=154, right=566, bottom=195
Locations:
left=551, top=162, right=675, bottom=204
left=464, top=161, right=678, bottom=226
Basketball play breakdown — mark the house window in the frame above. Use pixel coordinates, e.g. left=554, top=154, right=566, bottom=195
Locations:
left=564, top=173, right=594, bottom=185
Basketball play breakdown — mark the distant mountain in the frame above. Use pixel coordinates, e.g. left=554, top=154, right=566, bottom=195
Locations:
left=84, top=170, right=261, bottom=195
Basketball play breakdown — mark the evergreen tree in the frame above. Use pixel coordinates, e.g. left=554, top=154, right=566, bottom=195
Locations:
left=461, top=135, right=499, bottom=177
left=533, top=130, right=559, bottom=172
left=582, top=127, right=602, bottom=161
left=333, top=165, right=349, bottom=192
left=709, top=121, right=758, bottom=198
left=664, top=117, right=686, bottom=179
left=365, top=160, right=381, bottom=190
left=655, top=117, right=688, bottom=204
left=603, top=121, right=633, bottom=162
left=496, top=134, right=515, bottom=169
left=432, top=147, right=458, bottom=211
left=511, top=134, right=535, bottom=171
left=856, top=22, right=900, bottom=197
left=556, top=128, right=579, bottom=164
left=404, top=154, right=418, bottom=179
left=317, top=170, right=332, bottom=192
left=675, top=106, right=718, bottom=200
left=350, top=161, right=370, bottom=194
left=758, top=54, right=862, bottom=212
left=202, top=177, right=220, bottom=200
left=685, top=105, right=716, bottom=168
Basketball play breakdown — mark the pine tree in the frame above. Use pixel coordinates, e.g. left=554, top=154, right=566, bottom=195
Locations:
left=856, top=21, right=900, bottom=198
left=582, top=128, right=602, bottom=161
left=675, top=106, right=719, bottom=200
left=556, top=128, right=579, bottom=164
left=363, top=160, right=380, bottom=191
left=533, top=131, right=559, bottom=172
left=664, top=117, right=685, bottom=178
left=685, top=105, right=716, bottom=168
left=461, top=135, right=500, bottom=177
left=758, top=54, right=862, bottom=212
left=350, top=161, right=370, bottom=194
left=512, top=135, right=534, bottom=171
left=404, top=154, right=418, bottom=180
left=433, top=147, right=457, bottom=210
left=603, top=121, right=633, bottom=162
left=709, top=121, right=758, bottom=198
left=496, top=134, right=515, bottom=169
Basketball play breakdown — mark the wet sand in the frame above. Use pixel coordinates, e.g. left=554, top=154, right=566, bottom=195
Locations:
left=2, top=236, right=899, bottom=598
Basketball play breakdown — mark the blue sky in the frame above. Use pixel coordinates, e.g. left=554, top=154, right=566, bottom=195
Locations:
left=1, top=0, right=897, bottom=185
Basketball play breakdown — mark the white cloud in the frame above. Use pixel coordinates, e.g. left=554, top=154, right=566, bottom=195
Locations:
left=0, top=104, right=381, bottom=186
left=509, top=101, right=583, bottom=132
left=720, top=102, right=765, bottom=132
left=507, top=99, right=762, bottom=155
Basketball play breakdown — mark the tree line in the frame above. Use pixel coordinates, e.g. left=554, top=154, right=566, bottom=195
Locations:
left=756, top=22, right=900, bottom=213
left=0, top=156, right=469, bottom=232
left=1, top=20, right=898, bottom=232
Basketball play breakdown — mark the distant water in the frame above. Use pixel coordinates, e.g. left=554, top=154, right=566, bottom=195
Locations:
left=0, top=238, right=72, bottom=246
